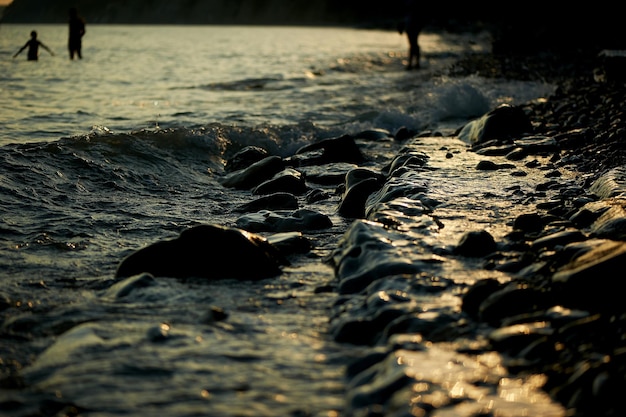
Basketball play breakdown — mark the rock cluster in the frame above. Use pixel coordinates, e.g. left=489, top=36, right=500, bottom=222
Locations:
left=111, top=50, right=626, bottom=416
left=459, top=56, right=626, bottom=415
left=450, top=51, right=626, bottom=177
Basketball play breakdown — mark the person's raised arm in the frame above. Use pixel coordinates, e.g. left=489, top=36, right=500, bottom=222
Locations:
left=41, top=42, right=54, bottom=56
left=13, top=42, right=28, bottom=58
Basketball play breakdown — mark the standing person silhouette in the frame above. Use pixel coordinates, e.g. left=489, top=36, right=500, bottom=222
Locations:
left=68, top=7, right=86, bottom=60
left=398, top=0, right=426, bottom=70
left=13, top=30, right=54, bottom=61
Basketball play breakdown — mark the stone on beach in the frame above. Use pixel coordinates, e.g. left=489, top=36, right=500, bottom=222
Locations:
left=292, top=134, right=365, bottom=165
left=234, top=192, right=299, bottom=213
left=224, top=145, right=269, bottom=173
left=324, top=86, right=626, bottom=415
left=458, top=104, right=533, bottom=145
left=235, top=208, right=332, bottom=233
left=252, top=167, right=308, bottom=195
left=454, top=230, right=497, bottom=257
left=115, top=224, right=285, bottom=279
left=337, top=168, right=385, bottom=218
left=552, top=240, right=626, bottom=311
left=266, top=231, right=312, bottom=255
left=327, top=220, right=443, bottom=295
left=219, top=155, right=284, bottom=189
left=299, top=162, right=359, bottom=186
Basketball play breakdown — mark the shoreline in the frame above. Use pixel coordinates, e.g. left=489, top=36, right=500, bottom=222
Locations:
left=1, top=45, right=625, bottom=416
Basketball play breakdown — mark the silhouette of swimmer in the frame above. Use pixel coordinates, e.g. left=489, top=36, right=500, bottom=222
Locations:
left=397, top=0, right=426, bottom=70
left=68, top=7, right=86, bottom=60
left=13, top=30, right=54, bottom=61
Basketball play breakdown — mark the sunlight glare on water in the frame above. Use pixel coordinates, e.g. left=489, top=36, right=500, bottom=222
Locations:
left=0, top=25, right=497, bottom=144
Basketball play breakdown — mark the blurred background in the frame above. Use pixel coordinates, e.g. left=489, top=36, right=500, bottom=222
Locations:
left=2, top=0, right=625, bottom=55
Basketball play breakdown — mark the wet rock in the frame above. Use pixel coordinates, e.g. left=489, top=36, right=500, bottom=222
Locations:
left=552, top=240, right=626, bottom=312
left=337, top=257, right=424, bottom=295
left=201, top=306, right=228, bottom=323
left=587, top=199, right=626, bottom=241
left=478, top=283, right=552, bottom=326
left=589, top=166, right=626, bottom=199
left=488, top=321, right=554, bottom=355
left=461, top=278, right=503, bottom=319
left=505, top=147, right=528, bottom=160
left=393, top=126, right=415, bottom=141
left=294, top=134, right=365, bottom=165
left=266, top=231, right=311, bottom=255
left=327, top=221, right=439, bottom=295
left=569, top=200, right=611, bottom=228
left=513, top=135, right=558, bottom=154
left=555, top=238, right=610, bottom=265
left=366, top=201, right=436, bottom=231
left=234, top=192, right=298, bottom=213
left=338, top=168, right=385, bottom=218
left=529, top=228, right=586, bottom=250
left=454, top=230, right=497, bottom=257
left=458, top=104, right=533, bottom=145
left=219, top=155, right=284, bottom=189
left=345, top=349, right=389, bottom=379
left=332, top=304, right=409, bottom=345
left=381, top=310, right=462, bottom=344
left=513, top=212, right=546, bottom=233
left=101, top=273, right=157, bottom=299
left=224, top=145, right=269, bottom=173
left=115, top=224, right=284, bottom=279
left=344, top=344, right=564, bottom=417
left=364, top=177, right=431, bottom=218
left=475, top=160, right=515, bottom=170
left=305, top=188, right=331, bottom=204
left=474, top=143, right=517, bottom=156
left=235, top=208, right=332, bottom=233
left=345, top=352, right=414, bottom=414
left=383, top=150, right=429, bottom=176
left=299, top=162, right=358, bottom=186
left=252, top=168, right=308, bottom=195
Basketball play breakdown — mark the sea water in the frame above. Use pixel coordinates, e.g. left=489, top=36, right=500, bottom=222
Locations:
left=0, top=25, right=558, bottom=416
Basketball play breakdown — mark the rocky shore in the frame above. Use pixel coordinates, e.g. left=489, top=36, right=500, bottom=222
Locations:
left=107, top=50, right=626, bottom=416
left=451, top=51, right=626, bottom=416
left=120, top=49, right=625, bottom=416
left=322, top=51, right=626, bottom=416
left=2, top=44, right=624, bottom=416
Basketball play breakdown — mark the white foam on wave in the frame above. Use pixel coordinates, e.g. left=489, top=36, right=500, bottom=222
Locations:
left=414, top=74, right=556, bottom=131
left=428, top=76, right=492, bottom=123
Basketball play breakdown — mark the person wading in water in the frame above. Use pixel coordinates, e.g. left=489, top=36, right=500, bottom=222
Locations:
left=68, top=7, right=86, bottom=60
left=397, top=0, right=426, bottom=70
left=13, top=30, right=54, bottom=61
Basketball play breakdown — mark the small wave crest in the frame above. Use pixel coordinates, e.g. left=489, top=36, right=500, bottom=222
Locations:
left=429, top=76, right=492, bottom=122
left=0, top=121, right=339, bottom=206
left=184, top=74, right=313, bottom=92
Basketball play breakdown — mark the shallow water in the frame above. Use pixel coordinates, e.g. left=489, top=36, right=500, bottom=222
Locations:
left=0, top=25, right=563, bottom=416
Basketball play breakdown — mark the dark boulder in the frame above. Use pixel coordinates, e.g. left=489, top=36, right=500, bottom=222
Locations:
left=224, top=146, right=269, bottom=173
left=219, top=156, right=284, bottom=189
left=458, top=104, right=533, bottom=145
left=115, top=224, right=285, bottom=280
left=294, top=134, right=365, bottom=165
left=454, top=230, right=497, bottom=257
